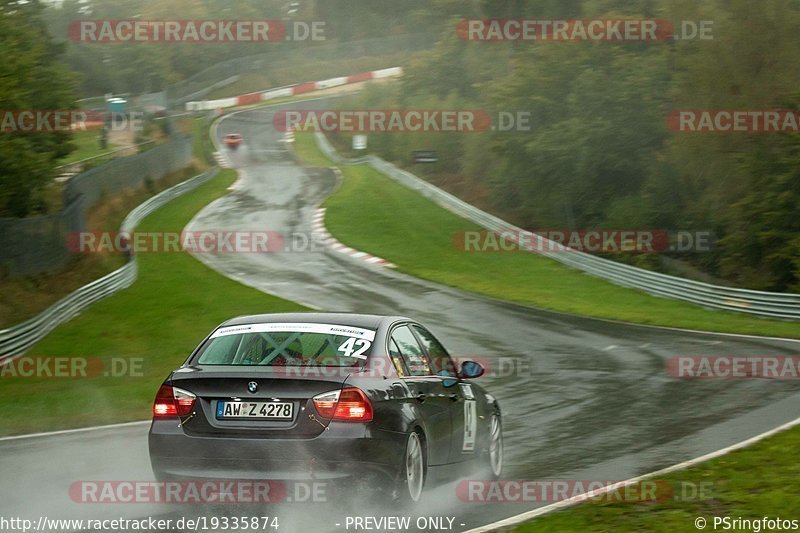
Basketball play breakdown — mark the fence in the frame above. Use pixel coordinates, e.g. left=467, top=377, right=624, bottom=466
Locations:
left=0, top=134, right=193, bottom=277
left=64, top=134, right=192, bottom=208
left=54, top=140, right=156, bottom=181
left=0, top=199, right=85, bottom=278
left=314, top=133, right=800, bottom=320
left=0, top=167, right=219, bottom=363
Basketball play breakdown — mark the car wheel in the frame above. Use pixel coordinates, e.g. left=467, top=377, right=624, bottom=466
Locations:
left=484, top=413, right=503, bottom=479
left=398, top=430, right=426, bottom=503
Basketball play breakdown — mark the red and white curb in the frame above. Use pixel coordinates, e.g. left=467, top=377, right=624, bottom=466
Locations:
left=213, top=151, right=231, bottom=168
left=311, top=208, right=395, bottom=268
left=186, top=67, right=402, bottom=111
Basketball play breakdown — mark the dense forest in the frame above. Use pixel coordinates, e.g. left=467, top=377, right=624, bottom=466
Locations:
left=2, top=0, right=798, bottom=292
left=330, top=0, right=800, bottom=292
left=40, top=0, right=455, bottom=95
left=0, top=0, right=77, bottom=217
left=1, top=0, right=450, bottom=217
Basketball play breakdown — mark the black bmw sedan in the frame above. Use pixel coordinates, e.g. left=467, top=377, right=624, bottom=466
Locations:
left=148, top=312, right=503, bottom=503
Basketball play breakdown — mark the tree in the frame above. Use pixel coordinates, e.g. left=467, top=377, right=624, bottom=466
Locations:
left=0, top=0, right=78, bottom=217
left=717, top=133, right=800, bottom=291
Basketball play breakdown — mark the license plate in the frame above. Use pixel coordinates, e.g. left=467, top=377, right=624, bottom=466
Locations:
left=216, top=401, right=293, bottom=419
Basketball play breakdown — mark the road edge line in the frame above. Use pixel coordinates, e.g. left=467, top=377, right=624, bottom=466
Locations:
left=0, top=420, right=150, bottom=442
left=464, top=414, right=800, bottom=532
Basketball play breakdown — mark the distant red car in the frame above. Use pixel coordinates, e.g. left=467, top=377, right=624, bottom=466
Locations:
left=223, top=133, right=243, bottom=150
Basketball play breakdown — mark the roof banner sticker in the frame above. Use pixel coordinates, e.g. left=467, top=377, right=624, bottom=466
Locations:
left=211, top=322, right=377, bottom=341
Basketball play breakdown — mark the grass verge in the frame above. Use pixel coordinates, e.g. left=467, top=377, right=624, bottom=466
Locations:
left=0, top=119, right=213, bottom=329
left=293, top=132, right=800, bottom=339
left=58, top=128, right=116, bottom=165
left=292, top=130, right=800, bottom=526
left=0, top=169, right=306, bottom=436
left=0, top=166, right=203, bottom=329
left=511, top=423, right=800, bottom=531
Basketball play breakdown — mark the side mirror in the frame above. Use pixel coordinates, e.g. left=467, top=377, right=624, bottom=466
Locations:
left=459, top=360, right=485, bottom=379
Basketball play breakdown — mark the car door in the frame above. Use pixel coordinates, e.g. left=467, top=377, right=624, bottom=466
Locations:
left=389, top=324, right=452, bottom=467
left=410, top=324, right=476, bottom=463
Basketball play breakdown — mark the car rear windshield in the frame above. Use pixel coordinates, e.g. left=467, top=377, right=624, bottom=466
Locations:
left=194, top=323, right=376, bottom=367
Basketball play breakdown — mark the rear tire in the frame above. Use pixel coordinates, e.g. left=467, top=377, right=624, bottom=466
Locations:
left=482, top=413, right=503, bottom=479
left=396, top=430, right=426, bottom=504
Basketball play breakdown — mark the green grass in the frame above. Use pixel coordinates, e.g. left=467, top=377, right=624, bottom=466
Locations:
left=0, top=166, right=205, bottom=329
left=0, top=169, right=306, bottom=436
left=58, top=128, right=117, bottom=165
left=292, top=130, right=800, bottom=526
left=511, top=423, right=800, bottom=532
left=191, top=116, right=213, bottom=167
left=293, top=133, right=800, bottom=339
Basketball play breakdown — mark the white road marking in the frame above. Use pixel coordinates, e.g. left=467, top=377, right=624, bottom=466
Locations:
left=464, top=414, right=800, bottom=532
left=0, top=420, right=150, bottom=442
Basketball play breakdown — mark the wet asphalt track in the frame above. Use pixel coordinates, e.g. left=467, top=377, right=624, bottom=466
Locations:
left=1, top=99, right=799, bottom=532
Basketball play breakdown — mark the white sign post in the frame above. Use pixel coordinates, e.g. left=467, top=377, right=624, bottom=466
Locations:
left=353, top=134, right=367, bottom=150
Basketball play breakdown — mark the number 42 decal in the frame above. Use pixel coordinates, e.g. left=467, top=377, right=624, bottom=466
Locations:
left=337, top=338, right=372, bottom=359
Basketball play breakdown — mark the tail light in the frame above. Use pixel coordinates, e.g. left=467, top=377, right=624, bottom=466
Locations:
left=313, top=387, right=373, bottom=422
left=153, top=384, right=196, bottom=418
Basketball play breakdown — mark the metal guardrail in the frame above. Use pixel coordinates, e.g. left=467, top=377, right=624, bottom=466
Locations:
left=314, top=133, right=800, bottom=320
left=54, top=141, right=157, bottom=181
left=0, top=167, right=219, bottom=363
left=1, top=133, right=193, bottom=278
